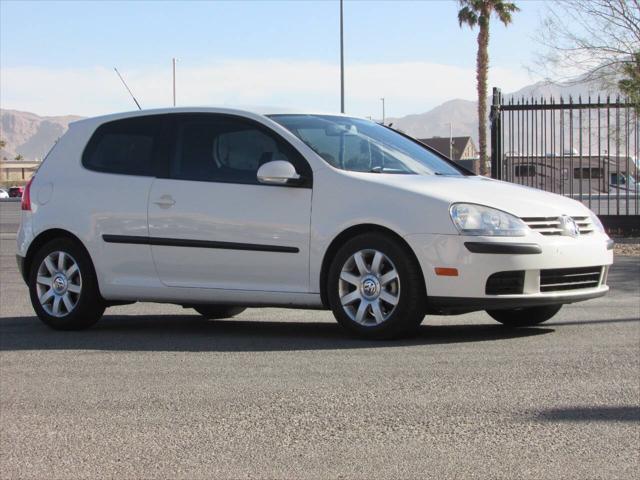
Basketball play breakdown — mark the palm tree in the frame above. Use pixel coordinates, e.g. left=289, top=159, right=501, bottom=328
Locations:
left=458, top=0, right=518, bottom=176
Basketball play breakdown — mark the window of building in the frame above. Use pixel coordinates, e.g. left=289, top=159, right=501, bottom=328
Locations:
left=573, top=167, right=604, bottom=179
left=514, top=165, right=536, bottom=177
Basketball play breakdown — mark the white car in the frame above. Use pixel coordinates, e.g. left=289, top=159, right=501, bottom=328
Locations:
left=16, top=108, right=614, bottom=338
left=0, top=188, right=8, bottom=199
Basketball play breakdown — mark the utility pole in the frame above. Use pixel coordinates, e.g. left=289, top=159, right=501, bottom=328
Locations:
left=380, top=97, right=385, bottom=124
left=443, top=122, right=453, bottom=159
left=172, top=58, right=177, bottom=107
left=340, top=0, right=345, bottom=113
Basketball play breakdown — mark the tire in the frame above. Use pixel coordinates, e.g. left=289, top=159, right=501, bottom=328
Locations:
left=193, top=305, right=246, bottom=319
left=327, top=233, right=425, bottom=339
left=28, top=238, right=105, bottom=330
left=486, top=304, right=562, bottom=327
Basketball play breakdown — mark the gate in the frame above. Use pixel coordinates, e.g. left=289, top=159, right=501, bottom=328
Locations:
left=490, top=87, right=639, bottom=234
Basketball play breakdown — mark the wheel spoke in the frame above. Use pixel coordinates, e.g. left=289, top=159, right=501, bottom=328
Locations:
left=340, top=290, right=361, bottom=306
left=37, top=276, right=53, bottom=286
left=62, top=293, right=74, bottom=313
left=39, top=288, right=54, bottom=303
left=67, top=283, right=81, bottom=294
left=353, top=251, right=368, bottom=275
left=370, top=251, right=383, bottom=275
left=380, top=290, right=399, bottom=306
left=52, top=296, right=62, bottom=316
left=57, top=252, right=66, bottom=271
left=355, top=300, right=369, bottom=324
left=65, top=263, right=79, bottom=278
left=371, top=300, right=384, bottom=324
left=340, top=271, right=360, bottom=286
left=44, top=256, right=56, bottom=274
left=379, top=269, right=398, bottom=286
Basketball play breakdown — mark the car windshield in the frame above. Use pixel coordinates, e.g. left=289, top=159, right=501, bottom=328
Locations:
left=269, top=114, right=466, bottom=176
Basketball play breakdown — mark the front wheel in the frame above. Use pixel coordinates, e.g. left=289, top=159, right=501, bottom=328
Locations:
left=486, top=304, right=562, bottom=327
left=327, top=233, right=426, bottom=339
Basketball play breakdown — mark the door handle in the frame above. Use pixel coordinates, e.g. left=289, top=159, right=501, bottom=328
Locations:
left=153, top=195, right=176, bottom=208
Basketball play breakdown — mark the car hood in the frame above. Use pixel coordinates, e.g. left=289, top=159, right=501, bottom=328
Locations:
left=359, top=174, right=591, bottom=218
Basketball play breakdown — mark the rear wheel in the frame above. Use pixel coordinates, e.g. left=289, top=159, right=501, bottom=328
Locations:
left=486, top=304, right=562, bottom=327
left=193, top=305, right=246, bottom=319
left=28, top=238, right=105, bottom=330
left=327, top=233, right=425, bottom=339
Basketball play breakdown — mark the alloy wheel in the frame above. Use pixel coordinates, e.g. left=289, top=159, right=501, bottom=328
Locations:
left=338, top=249, right=400, bottom=326
left=35, top=251, right=82, bottom=317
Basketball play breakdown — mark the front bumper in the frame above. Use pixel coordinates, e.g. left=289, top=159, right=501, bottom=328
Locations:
left=428, top=287, right=608, bottom=314
left=404, top=232, right=613, bottom=313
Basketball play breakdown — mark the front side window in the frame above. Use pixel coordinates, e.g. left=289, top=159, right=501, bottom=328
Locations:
left=269, top=114, right=465, bottom=176
left=83, top=116, right=163, bottom=176
left=171, top=115, right=309, bottom=184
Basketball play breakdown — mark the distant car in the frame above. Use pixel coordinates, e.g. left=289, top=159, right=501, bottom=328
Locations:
left=0, top=188, right=8, bottom=199
left=9, top=186, right=24, bottom=198
left=610, top=172, right=640, bottom=193
left=16, top=108, right=613, bottom=338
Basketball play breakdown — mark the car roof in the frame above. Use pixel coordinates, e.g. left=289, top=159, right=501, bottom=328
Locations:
left=69, top=107, right=359, bottom=129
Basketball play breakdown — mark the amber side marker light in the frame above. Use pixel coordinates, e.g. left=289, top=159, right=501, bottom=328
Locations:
left=434, top=267, right=459, bottom=277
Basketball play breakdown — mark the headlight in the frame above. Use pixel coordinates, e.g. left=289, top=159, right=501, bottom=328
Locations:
left=450, top=203, right=527, bottom=236
left=589, top=211, right=606, bottom=233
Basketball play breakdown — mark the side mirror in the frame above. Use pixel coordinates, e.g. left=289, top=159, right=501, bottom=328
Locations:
left=257, top=160, right=302, bottom=185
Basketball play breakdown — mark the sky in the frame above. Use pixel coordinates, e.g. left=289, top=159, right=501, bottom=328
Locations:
left=0, top=0, right=550, bottom=118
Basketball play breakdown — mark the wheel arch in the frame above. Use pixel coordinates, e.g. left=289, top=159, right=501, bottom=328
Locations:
left=23, top=229, right=95, bottom=284
left=319, top=224, right=426, bottom=307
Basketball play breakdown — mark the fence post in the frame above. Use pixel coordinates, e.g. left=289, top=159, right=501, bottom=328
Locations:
left=490, top=87, right=502, bottom=179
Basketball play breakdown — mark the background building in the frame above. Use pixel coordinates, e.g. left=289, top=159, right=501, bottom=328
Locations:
left=418, top=136, right=479, bottom=171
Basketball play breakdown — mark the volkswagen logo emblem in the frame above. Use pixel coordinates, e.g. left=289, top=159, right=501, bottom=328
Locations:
left=558, top=215, right=580, bottom=237
left=361, top=277, right=380, bottom=299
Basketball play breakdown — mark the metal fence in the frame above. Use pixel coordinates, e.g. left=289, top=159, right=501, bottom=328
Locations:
left=490, top=87, right=639, bottom=234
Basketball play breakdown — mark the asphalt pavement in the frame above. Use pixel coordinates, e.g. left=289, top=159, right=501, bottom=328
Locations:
left=1, top=201, right=638, bottom=479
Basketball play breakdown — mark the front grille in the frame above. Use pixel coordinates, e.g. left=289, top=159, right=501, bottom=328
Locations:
left=540, top=266, right=602, bottom=292
left=486, top=271, right=525, bottom=295
left=521, top=216, right=594, bottom=236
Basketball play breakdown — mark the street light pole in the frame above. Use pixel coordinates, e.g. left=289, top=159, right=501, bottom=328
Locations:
left=340, top=0, right=345, bottom=113
left=445, top=122, right=453, bottom=159
left=380, top=97, right=385, bottom=124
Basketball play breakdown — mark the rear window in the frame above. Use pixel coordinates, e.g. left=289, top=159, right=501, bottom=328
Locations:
left=82, top=116, right=164, bottom=176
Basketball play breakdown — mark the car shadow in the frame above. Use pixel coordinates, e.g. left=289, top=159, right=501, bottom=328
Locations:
left=608, top=256, right=640, bottom=294
left=0, top=314, right=554, bottom=353
left=548, top=317, right=640, bottom=327
left=532, top=406, right=640, bottom=423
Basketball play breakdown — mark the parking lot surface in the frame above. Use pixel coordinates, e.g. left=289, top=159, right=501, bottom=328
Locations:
left=1, top=201, right=638, bottom=479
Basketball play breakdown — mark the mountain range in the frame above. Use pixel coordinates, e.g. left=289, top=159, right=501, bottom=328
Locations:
left=0, top=77, right=620, bottom=162
left=387, top=78, right=619, bottom=142
left=0, top=110, right=82, bottom=162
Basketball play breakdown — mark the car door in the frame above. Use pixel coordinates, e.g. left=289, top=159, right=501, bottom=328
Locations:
left=147, top=113, right=313, bottom=292
left=81, top=115, right=168, bottom=293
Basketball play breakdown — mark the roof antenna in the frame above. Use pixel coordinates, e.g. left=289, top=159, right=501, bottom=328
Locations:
left=113, top=67, right=142, bottom=110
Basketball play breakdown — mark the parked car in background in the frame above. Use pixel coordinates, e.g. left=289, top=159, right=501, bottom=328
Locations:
left=9, top=186, right=24, bottom=198
left=16, top=108, right=614, bottom=339
left=0, top=188, right=9, bottom=199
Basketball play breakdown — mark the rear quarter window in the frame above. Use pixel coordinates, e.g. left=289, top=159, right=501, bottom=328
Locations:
left=82, top=116, right=164, bottom=176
